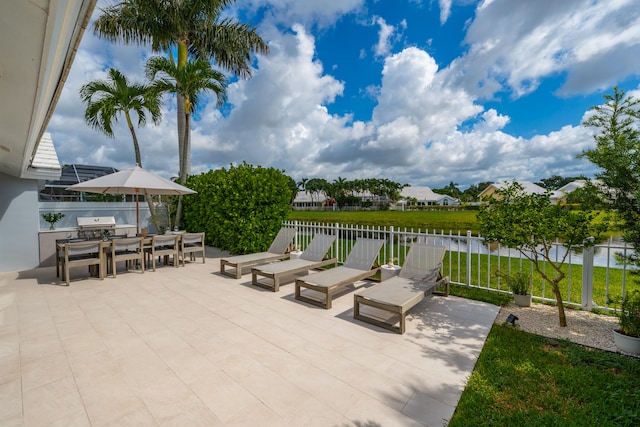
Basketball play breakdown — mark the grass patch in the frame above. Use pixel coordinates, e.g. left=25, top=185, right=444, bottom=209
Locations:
left=442, top=251, right=639, bottom=309
left=449, top=284, right=513, bottom=306
left=289, top=209, right=621, bottom=239
left=288, top=210, right=480, bottom=234
left=448, top=324, right=640, bottom=426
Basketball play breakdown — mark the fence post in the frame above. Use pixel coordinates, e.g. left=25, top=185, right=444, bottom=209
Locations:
left=582, top=237, right=595, bottom=311
left=389, top=226, right=394, bottom=264
left=334, top=223, right=340, bottom=260
left=466, top=230, right=472, bottom=287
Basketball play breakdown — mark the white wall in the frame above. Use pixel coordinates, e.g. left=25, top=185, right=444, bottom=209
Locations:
left=0, top=171, right=158, bottom=272
left=38, top=201, right=151, bottom=231
left=0, top=172, right=41, bottom=272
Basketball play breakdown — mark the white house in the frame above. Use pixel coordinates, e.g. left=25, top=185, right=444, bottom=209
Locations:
left=399, top=186, right=460, bottom=207
left=478, top=181, right=547, bottom=201
left=292, top=191, right=328, bottom=209
left=552, top=179, right=607, bottom=204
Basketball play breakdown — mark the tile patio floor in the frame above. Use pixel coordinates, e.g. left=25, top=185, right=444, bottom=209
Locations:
left=0, top=247, right=499, bottom=426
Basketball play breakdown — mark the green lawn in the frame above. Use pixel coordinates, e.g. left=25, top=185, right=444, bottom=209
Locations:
left=448, top=324, right=640, bottom=426
left=446, top=285, right=640, bottom=427
left=443, top=251, right=638, bottom=309
left=288, top=208, right=618, bottom=238
left=288, top=210, right=480, bottom=233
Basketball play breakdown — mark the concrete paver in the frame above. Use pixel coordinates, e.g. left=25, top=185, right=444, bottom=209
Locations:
left=0, top=247, right=499, bottom=426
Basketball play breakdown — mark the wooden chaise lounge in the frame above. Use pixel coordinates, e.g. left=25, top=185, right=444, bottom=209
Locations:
left=251, top=234, right=337, bottom=292
left=295, top=238, right=384, bottom=309
left=220, top=227, right=296, bottom=279
left=354, top=244, right=449, bottom=334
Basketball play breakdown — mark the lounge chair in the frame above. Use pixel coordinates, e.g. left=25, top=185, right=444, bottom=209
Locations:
left=220, top=227, right=297, bottom=279
left=251, top=234, right=338, bottom=292
left=295, top=238, right=384, bottom=309
left=354, top=244, right=449, bottom=334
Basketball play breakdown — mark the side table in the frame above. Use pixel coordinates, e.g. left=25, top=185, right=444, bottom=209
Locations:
left=380, top=264, right=401, bottom=281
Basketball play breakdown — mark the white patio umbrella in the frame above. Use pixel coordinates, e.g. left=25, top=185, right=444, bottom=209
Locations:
left=66, top=165, right=196, bottom=234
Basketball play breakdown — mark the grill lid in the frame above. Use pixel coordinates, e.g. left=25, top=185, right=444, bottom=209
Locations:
left=77, top=216, right=116, bottom=229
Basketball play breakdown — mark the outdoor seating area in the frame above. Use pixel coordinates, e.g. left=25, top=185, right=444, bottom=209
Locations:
left=0, top=246, right=499, bottom=426
left=54, top=232, right=206, bottom=284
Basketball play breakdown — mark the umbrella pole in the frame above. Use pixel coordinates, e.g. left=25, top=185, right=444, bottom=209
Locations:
left=135, top=191, right=140, bottom=235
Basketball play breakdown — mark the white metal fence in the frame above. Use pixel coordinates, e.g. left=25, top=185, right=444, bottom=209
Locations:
left=283, top=220, right=636, bottom=313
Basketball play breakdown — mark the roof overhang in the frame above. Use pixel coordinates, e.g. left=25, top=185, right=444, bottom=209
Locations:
left=0, top=0, right=96, bottom=180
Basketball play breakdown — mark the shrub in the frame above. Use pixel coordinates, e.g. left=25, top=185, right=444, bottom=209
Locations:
left=181, top=162, right=293, bottom=254
left=618, top=290, right=640, bottom=338
left=497, top=270, right=530, bottom=295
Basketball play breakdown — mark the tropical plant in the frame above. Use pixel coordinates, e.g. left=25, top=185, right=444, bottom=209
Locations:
left=496, top=270, right=530, bottom=295
left=580, top=86, right=640, bottom=265
left=79, top=67, right=163, bottom=230
left=146, top=57, right=226, bottom=181
left=93, top=0, right=269, bottom=181
left=42, top=212, right=64, bottom=229
left=618, top=290, right=640, bottom=338
left=80, top=68, right=161, bottom=167
left=477, top=182, right=596, bottom=327
left=146, top=56, right=227, bottom=227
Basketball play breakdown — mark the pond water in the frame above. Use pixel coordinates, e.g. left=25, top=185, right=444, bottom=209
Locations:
left=431, top=235, right=633, bottom=269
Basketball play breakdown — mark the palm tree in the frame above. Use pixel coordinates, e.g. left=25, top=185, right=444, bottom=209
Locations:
left=297, top=178, right=309, bottom=192
left=80, top=67, right=163, bottom=230
left=93, top=0, right=269, bottom=179
left=80, top=68, right=161, bottom=166
left=146, top=55, right=227, bottom=226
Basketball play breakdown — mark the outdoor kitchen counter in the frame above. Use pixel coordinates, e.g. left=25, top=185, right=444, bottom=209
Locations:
left=38, top=225, right=137, bottom=267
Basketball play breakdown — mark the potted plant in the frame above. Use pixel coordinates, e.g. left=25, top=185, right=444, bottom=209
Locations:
left=42, top=212, right=65, bottom=230
left=613, top=290, right=640, bottom=354
left=498, top=270, right=532, bottom=307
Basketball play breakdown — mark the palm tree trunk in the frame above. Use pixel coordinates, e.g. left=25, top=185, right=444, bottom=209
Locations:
left=174, top=112, right=191, bottom=229
left=125, top=112, right=142, bottom=166
left=125, top=112, right=162, bottom=232
left=177, top=95, right=186, bottom=177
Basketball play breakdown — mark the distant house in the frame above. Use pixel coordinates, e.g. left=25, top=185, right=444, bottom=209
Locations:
left=552, top=179, right=606, bottom=204
left=399, top=186, right=460, bottom=207
left=292, top=191, right=327, bottom=209
left=478, top=181, right=547, bottom=201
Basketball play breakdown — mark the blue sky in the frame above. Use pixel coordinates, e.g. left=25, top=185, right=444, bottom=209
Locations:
left=48, top=0, right=640, bottom=189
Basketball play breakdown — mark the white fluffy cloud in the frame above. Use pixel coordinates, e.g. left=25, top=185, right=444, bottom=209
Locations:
left=455, top=0, right=640, bottom=98
left=46, top=0, right=637, bottom=189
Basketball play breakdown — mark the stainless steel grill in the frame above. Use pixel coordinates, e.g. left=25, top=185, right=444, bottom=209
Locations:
left=77, top=216, right=116, bottom=239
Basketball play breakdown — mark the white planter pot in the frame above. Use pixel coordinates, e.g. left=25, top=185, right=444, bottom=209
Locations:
left=514, top=294, right=531, bottom=307
left=613, top=329, right=640, bottom=354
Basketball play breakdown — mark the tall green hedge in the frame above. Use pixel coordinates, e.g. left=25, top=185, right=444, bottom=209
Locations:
left=182, top=162, right=293, bottom=254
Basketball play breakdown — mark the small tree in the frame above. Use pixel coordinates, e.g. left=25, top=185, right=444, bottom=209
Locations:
left=477, top=182, right=596, bottom=327
left=580, top=86, right=640, bottom=265
left=80, top=67, right=163, bottom=230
